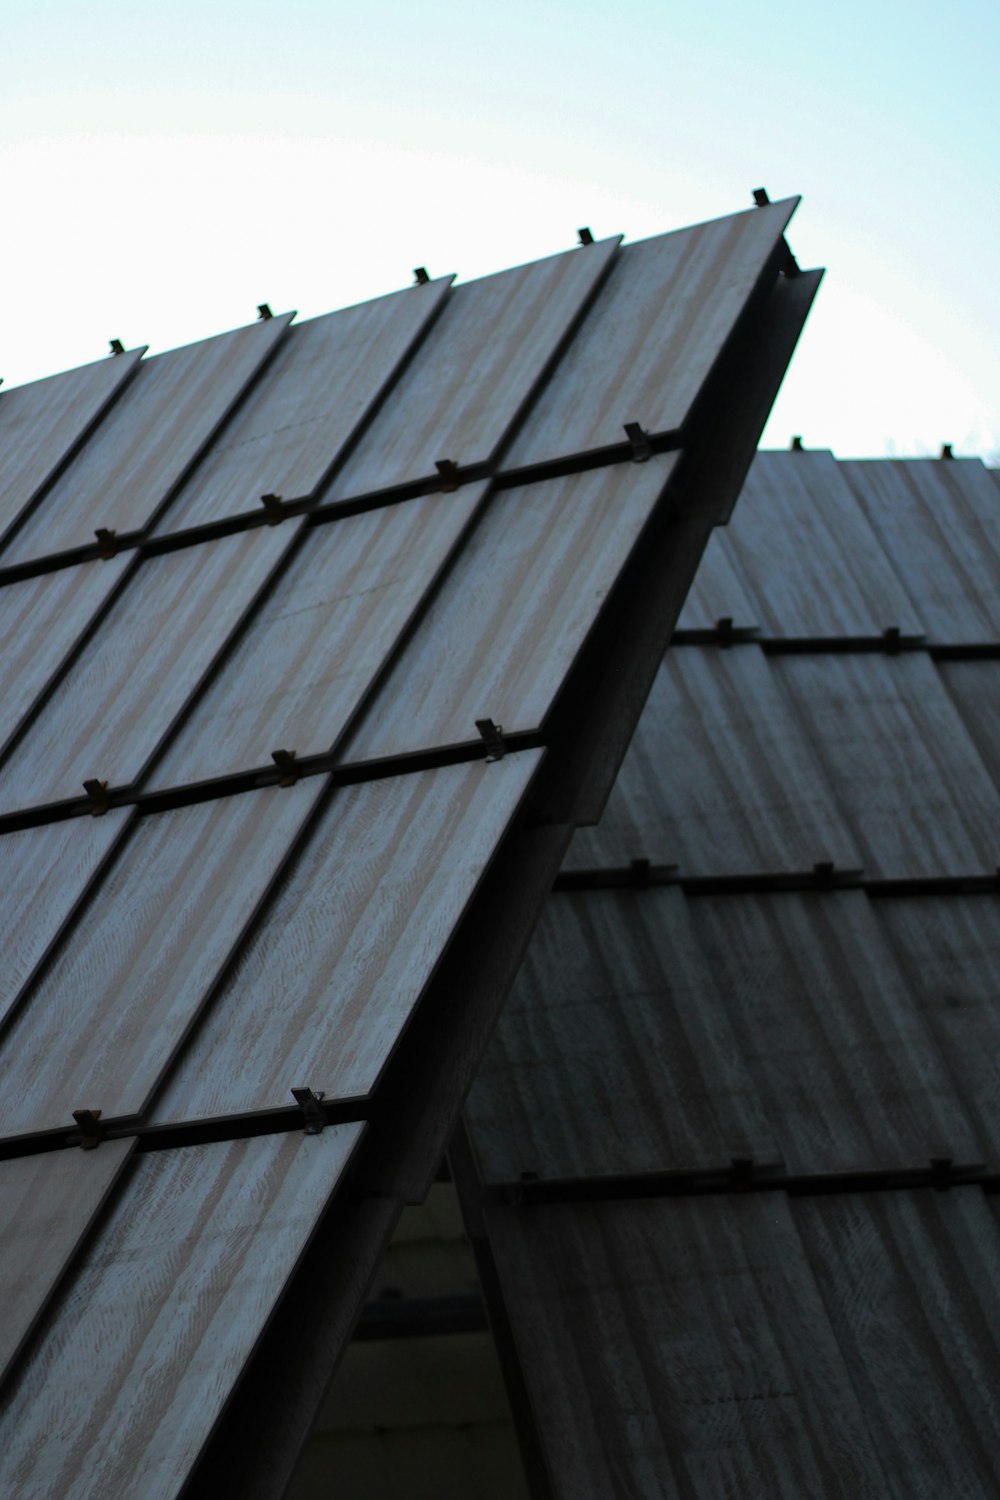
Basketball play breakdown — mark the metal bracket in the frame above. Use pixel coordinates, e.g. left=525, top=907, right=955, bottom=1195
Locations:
left=257, top=303, right=273, bottom=321
left=435, top=458, right=460, bottom=492
left=109, top=338, right=125, bottom=356
left=940, top=443, right=954, bottom=460
left=790, top=435, right=804, bottom=452
left=94, top=527, right=118, bottom=559
left=475, top=718, right=506, bottom=762
left=414, top=267, right=431, bottom=286
left=291, top=1087, right=326, bottom=1134
left=271, top=749, right=299, bottom=786
left=752, top=187, right=770, bottom=207
left=260, top=492, right=285, bottom=523
left=578, top=227, right=594, bottom=246
left=82, top=778, right=110, bottom=816
left=73, top=1109, right=104, bottom=1150
left=623, top=421, right=651, bottom=462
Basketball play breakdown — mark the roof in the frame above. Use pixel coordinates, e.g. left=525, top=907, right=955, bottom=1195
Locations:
left=463, top=448, right=1000, bottom=1498
left=0, top=197, right=817, bottom=1497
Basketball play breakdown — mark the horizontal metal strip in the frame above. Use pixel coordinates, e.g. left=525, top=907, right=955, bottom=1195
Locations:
left=488, top=1159, right=992, bottom=1205
left=552, top=865, right=1000, bottom=895
left=0, top=729, right=544, bottom=836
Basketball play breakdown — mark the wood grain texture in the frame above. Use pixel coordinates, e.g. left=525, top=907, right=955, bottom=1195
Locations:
left=0, top=347, right=144, bottom=543
left=151, top=486, right=487, bottom=789
left=0, top=811, right=128, bottom=1029
left=794, top=1189, right=1000, bottom=1498
left=876, top=896, right=1000, bottom=1163
left=2, top=316, right=292, bottom=564
left=0, top=782, right=322, bottom=1136
left=0, top=524, right=293, bottom=815
left=504, top=198, right=799, bottom=470
left=155, top=280, right=452, bottom=532
left=842, top=458, right=1000, bottom=644
left=0, top=1127, right=364, bottom=1500
left=154, top=752, right=543, bottom=1120
left=0, top=554, right=130, bottom=756
left=937, top=659, right=1000, bottom=794
left=465, top=888, right=776, bottom=1182
left=722, top=451, right=924, bottom=638
left=566, top=644, right=859, bottom=875
left=344, top=457, right=679, bottom=761
left=485, top=1196, right=888, bottom=1500
left=773, top=651, right=1000, bottom=877
left=684, top=891, right=982, bottom=1172
left=0, top=1139, right=133, bottom=1382
left=326, top=239, right=619, bottom=500
left=674, top=528, right=758, bottom=630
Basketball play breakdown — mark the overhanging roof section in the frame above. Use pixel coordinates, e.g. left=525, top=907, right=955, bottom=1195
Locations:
left=0, top=198, right=820, bottom=1499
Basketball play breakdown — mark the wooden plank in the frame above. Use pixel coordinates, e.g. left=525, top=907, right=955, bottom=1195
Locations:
left=343, top=456, right=679, bottom=761
left=156, top=279, right=452, bottom=532
left=685, top=891, right=983, bottom=1172
left=772, top=651, right=1000, bottom=877
left=0, top=554, right=131, bottom=758
left=566, top=644, right=859, bottom=875
left=937, top=659, right=1000, bottom=794
left=842, top=458, right=1000, bottom=644
left=325, top=239, right=619, bottom=501
left=503, top=199, right=799, bottom=471
left=153, top=753, right=544, bottom=1121
left=0, top=347, right=144, bottom=545
left=151, top=486, right=487, bottom=790
left=793, top=1189, right=1000, bottom=1498
left=0, top=1139, right=133, bottom=1382
left=0, top=782, right=323, bottom=1138
left=465, top=888, right=776, bottom=1182
left=0, top=1127, right=364, bottom=1500
left=0, top=524, right=293, bottom=816
left=675, top=528, right=758, bottom=631
left=0, top=812, right=128, bottom=1029
left=724, top=451, right=924, bottom=638
left=2, top=315, right=292, bottom=563
left=485, top=1196, right=888, bottom=1499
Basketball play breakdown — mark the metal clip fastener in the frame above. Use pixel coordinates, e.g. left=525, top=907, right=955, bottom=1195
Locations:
left=257, top=303, right=273, bottom=321
left=83, top=779, right=110, bottom=816
left=435, top=458, right=460, bottom=492
left=475, top=719, right=506, bottom=762
left=109, top=338, right=125, bottom=356
left=623, top=422, right=651, bottom=462
left=271, top=749, right=298, bottom=786
left=414, top=267, right=431, bottom=285
left=752, top=187, right=770, bottom=206
left=730, top=1156, right=755, bottom=1189
left=260, top=492, right=285, bottom=523
left=578, top=227, right=594, bottom=246
left=790, top=435, right=804, bottom=452
left=940, top=443, right=954, bottom=460
left=73, top=1109, right=104, bottom=1150
left=94, top=527, right=118, bottom=559
left=291, top=1087, right=326, bottom=1135
left=930, top=1157, right=953, bottom=1189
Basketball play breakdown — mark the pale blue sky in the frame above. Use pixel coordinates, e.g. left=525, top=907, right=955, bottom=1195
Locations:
left=2, top=0, right=997, bottom=458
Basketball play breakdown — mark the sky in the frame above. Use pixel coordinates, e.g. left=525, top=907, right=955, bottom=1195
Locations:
left=2, top=0, right=997, bottom=460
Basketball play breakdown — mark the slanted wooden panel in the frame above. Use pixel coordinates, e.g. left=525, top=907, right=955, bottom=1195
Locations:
left=465, top=888, right=776, bottom=1181
left=723, top=451, right=924, bottom=638
left=344, top=456, right=679, bottom=761
left=675, top=527, right=758, bottom=630
left=151, top=487, right=487, bottom=790
left=486, top=1197, right=887, bottom=1500
left=0, top=346, right=144, bottom=545
left=794, top=1190, right=1000, bottom=1498
left=0, top=1127, right=364, bottom=1500
left=3, top=315, right=292, bottom=562
left=0, top=1139, right=133, bottom=1382
left=154, top=752, right=544, bottom=1121
left=0, top=782, right=323, bottom=1138
left=567, top=644, right=858, bottom=874
left=772, top=651, right=1000, bottom=877
left=326, top=238, right=619, bottom=500
left=0, top=524, right=293, bottom=815
left=937, top=659, right=1000, bottom=795
left=157, top=279, right=452, bottom=532
left=504, top=198, right=798, bottom=470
